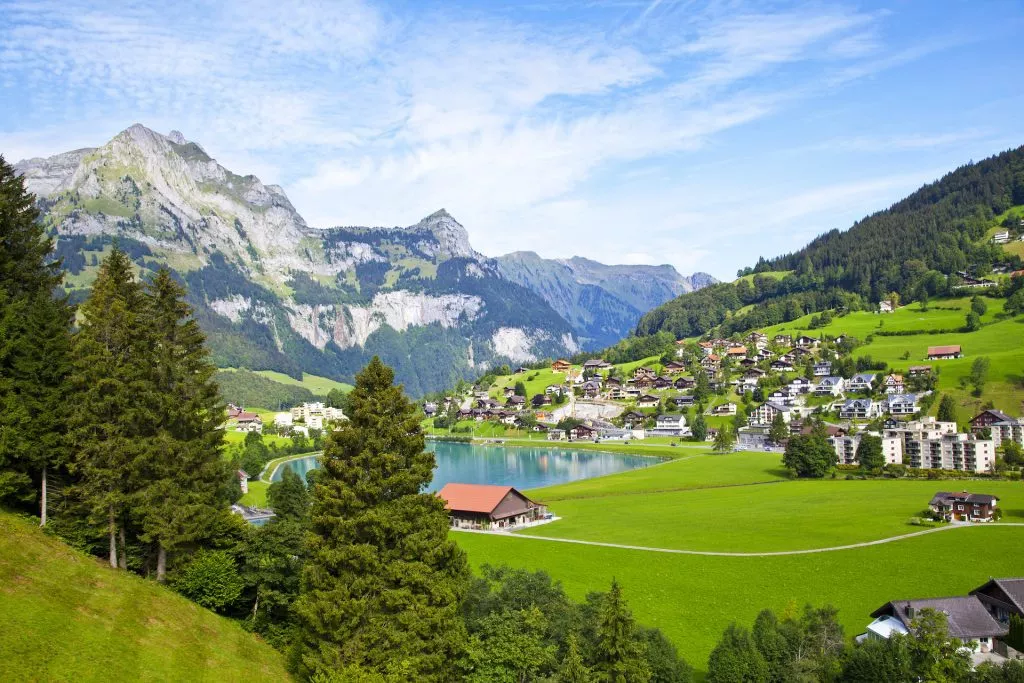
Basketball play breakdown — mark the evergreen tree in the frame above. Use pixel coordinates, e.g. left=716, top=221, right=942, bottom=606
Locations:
left=68, top=248, right=151, bottom=569
left=936, top=394, right=958, bottom=423
left=767, top=412, right=788, bottom=445
left=691, top=413, right=708, bottom=442
left=707, top=623, right=769, bottom=683
left=267, top=467, right=309, bottom=520
left=713, top=425, right=735, bottom=453
left=594, top=579, right=651, bottom=683
left=294, top=357, right=470, bottom=681
left=557, top=632, right=591, bottom=682
left=0, top=156, right=74, bottom=522
left=855, top=435, right=884, bottom=471
left=135, top=268, right=230, bottom=581
left=839, top=637, right=911, bottom=682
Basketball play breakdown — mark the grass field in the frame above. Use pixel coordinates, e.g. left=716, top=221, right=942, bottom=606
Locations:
left=220, top=368, right=353, bottom=396
left=453, top=450, right=1024, bottom=675
left=0, top=512, right=290, bottom=682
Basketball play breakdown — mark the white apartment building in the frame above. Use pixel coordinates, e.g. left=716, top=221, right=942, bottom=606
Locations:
left=884, top=417, right=995, bottom=473
left=290, top=402, right=346, bottom=425
left=830, top=432, right=902, bottom=466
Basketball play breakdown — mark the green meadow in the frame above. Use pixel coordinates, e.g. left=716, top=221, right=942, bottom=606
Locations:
left=453, top=449, right=1024, bottom=675
left=220, top=368, right=353, bottom=396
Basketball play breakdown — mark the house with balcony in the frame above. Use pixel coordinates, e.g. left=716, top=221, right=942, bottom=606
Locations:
left=815, top=376, right=845, bottom=396
left=847, top=373, right=876, bottom=393
left=840, top=398, right=877, bottom=420
left=929, top=491, right=999, bottom=522
left=649, top=413, right=690, bottom=437
left=813, top=361, right=832, bottom=376
left=882, top=373, right=905, bottom=394
left=884, top=394, right=919, bottom=416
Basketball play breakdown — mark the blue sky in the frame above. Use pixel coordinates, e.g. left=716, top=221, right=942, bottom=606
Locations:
left=1, top=0, right=1022, bottom=280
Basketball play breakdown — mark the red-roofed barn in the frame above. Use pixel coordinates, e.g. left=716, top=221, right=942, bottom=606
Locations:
left=437, top=483, right=546, bottom=530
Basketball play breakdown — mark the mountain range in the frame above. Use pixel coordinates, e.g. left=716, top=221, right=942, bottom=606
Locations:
left=13, top=124, right=713, bottom=394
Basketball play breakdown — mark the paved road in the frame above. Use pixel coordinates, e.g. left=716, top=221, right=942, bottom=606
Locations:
left=461, top=522, right=1024, bottom=557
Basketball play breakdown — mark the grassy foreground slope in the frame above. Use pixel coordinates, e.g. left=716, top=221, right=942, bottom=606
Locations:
left=0, top=512, right=290, bottom=682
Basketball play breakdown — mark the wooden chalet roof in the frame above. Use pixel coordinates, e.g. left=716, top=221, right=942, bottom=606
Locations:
left=927, top=345, right=962, bottom=355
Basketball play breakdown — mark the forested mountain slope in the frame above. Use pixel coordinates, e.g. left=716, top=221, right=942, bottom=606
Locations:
left=636, top=146, right=1024, bottom=340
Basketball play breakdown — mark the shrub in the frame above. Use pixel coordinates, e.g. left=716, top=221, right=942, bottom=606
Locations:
left=171, top=550, right=244, bottom=613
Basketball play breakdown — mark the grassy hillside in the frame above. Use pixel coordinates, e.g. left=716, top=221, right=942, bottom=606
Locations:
left=249, top=369, right=353, bottom=395
left=0, top=511, right=290, bottom=682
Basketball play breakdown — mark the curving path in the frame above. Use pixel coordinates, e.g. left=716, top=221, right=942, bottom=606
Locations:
left=458, top=522, right=1024, bottom=557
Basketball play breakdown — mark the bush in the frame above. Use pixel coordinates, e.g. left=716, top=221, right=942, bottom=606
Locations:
left=171, top=550, right=244, bottom=613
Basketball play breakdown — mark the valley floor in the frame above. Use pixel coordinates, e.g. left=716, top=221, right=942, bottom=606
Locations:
left=453, top=449, right=1024, bottom=677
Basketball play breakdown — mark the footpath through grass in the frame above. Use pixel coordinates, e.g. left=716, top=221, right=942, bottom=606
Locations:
left=0, top=511, right=290, bottom=682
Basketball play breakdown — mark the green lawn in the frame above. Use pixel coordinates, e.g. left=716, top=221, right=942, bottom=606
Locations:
left=489, top=367, right=568, bottom=400
left=456, top=526, right=1024, bottom=678
left=453, top=448, right=1024, bottom=676
left=734, top=270, right=793, bottom=285
left=0, top=512, right=290, bottom=682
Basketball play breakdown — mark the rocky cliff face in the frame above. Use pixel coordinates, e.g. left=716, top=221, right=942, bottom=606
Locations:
left=496, top=251, right=716, bottom=349
left=15, top=125, right=574, bottom=395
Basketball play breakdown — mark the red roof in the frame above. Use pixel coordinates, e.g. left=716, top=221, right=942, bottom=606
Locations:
left=928, top=345, right=962, bottom=356
left=437, top=483, right=523, bottom=514
left=236, top=411, right=260, bottom=421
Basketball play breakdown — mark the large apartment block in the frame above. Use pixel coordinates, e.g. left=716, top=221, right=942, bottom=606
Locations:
left=885, top=417, right=995, bottom=473
left=829, top=433, right=902, bottom=466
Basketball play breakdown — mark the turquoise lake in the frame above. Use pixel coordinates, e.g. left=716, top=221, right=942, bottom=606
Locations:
left=271, top=441, right=662, bottom=491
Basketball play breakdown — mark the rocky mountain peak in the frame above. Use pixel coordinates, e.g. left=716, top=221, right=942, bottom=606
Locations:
left=411, top=208, right=479, bottom=260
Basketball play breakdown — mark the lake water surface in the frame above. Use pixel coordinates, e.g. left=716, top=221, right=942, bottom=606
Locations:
left=271, top=441, right=661, bottom=491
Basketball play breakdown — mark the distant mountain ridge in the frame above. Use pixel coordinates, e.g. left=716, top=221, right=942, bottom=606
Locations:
left=13, top=124, right=712, bottom=394
left=497, top=251, right=715, bottom=348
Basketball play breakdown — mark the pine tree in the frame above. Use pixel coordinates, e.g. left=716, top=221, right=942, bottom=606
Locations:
left=713, top=425, right=735, bottom=453
left=557, top=632, right=591, bottom=682
left=68, top=248, right=151, bottom=569
left=0, top=156, right=74, bottom=522
left=768, top=411, right=788, bottom=445
left=135, top=268, right=230, bottom=581
left=294, top=356, right=470, bottom=681
left=936, top=394, right=958, bottom=423
left=267, top=467, right=309, bottom=521
left=594, top=580, right=651, bottom=683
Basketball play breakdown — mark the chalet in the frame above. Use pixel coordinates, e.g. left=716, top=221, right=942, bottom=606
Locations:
left=698, top=341, right=716, bottom=356
left=814, top=376, right=845, bottom=396
left=884, top=394, right=918, bottom=416
left=503, top=386, right=516, bottom=398
left=970, top=409, right=1015, bottom=431
left=813, top=361, right=832, bottom=376
left=633, top=376, right=654, bottom=389
left=847, top=373, right=876, bottom=393
left=622, top=411, right=646, bottom=429
left=605, top=377, right=622, bottom=389
left=970, top=578, right=1024, bottom=625
left=840, top=399, right=878, bottom=420
left=929, top=491, right=999, bottom=522
left=747, top=332, right=768, bottom=349
left=739, top=357, right=758, bottom=368
left=908, top=365, right=932, bottom=377
left=551, top=359, right=572, bottom=372
left=637, top=394, right=660, bottom=408
left=570, top=423, right=600, bottom=441
left=771, top=359, right=795, bottom=372
left=547, top=429, right=565, bottom=441
left=701, top=354, right=721, bottom=371
left=671, top=395, right=695, bottom=409
left=664, top=361, right=687, bottom=373
left=515, top=366, right=529, bottom=374
left=755, top=348, right=774, bottom=361
left=226, top=404, right=245, bottom=419
left=712, top=402, right=737, bottom=416
left=725, top=346, right=747, bottom=360
left=423, top=402, right=438, bottom=417
left=750, top=402, right=792, bottom=425
left=581, top=380, right=602, bottom=398
left=743, top=367, right=766, bottom=380
left=653, top=376, right=673, bottom=390
left=531, top=394, right=552, bottom=408
left=861, top=597, right=1006, bottom=652
left=774, top=334, right=792, bottom=346
left=634, top=367, right=657, bottom=380
left=438, top=483, right=546, bottom=530
left=882, top=373, right=905, bottom=394
left=583, top=359, right=612, bottom=371
left=649, top=413, right=689, bottom=437
left=236, top=412, right=263, bottom=433
left=928, top=344, right=963, bottom=360
left=790, top=346, right=813, bottom=358
left=795, top=335, right=820, bottom=348
left=674, top=376, right=696, bottom=390
left=789, top=377, right=813, bottom=394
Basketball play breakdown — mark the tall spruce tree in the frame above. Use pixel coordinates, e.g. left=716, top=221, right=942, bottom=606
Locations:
left=68, top=248, right=152, bottom=568
left=294, top=356, right=470, bottom=681
left=0, top=156, right=74, bottom=523
left=594, top=580, right=651, bottom=683
left=136, top=268, right=230, bottom=581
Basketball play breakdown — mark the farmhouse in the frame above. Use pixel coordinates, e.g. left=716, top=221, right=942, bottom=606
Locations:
left=929, top=491, right=999, bottom=522
left=861, top=596, right=1006, bottom=652
left=236, top=412, right=263, bottom=433
left=927, top=344, right=963, bottom=360
left=551, top=359, right=572, bottom=372
left=970, top=578, right=1024, bottom=625
left=438, top=483, right=547, bottom=530
left=908, top=365, right=932, bottom=377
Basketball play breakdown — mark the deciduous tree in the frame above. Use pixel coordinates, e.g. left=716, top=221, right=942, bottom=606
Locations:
left=855, top=435, right=884, bottom=471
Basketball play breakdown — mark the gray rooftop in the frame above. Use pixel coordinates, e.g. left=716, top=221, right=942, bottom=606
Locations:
left=872, top=596, right=1008, bottom=639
